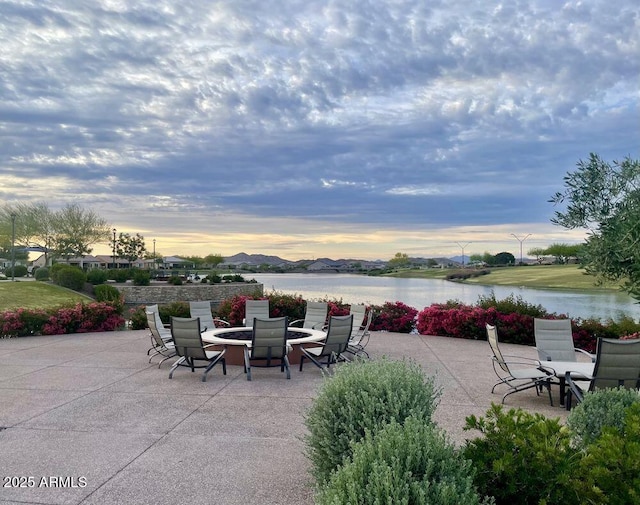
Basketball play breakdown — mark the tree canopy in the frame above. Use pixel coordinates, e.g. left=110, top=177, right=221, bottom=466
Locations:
left=550, top=153, right=640, bottom=299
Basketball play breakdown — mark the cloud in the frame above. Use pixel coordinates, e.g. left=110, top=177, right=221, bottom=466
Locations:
left=0, top=0, right=637, bottom=258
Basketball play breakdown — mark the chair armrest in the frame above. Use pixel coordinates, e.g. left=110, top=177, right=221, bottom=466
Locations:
left=574, top=348, right=596, bottom=362
left=289, top=319, right=304, bottom=327
left=214, top=318, right=231, bottom=327
left=502, top=354, right=543, bottom=365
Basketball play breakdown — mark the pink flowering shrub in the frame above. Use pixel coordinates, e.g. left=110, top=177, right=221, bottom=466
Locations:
left=370, top=301, right=418, bottom=333
left=42, top=302, right=125, bottom=335
left=0, top=302, right=124, bottom=338
left=620, top=332, right=640, bottom=340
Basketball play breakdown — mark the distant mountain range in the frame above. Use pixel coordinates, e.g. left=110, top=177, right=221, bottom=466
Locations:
left=222, top=252, right=463, bottom=268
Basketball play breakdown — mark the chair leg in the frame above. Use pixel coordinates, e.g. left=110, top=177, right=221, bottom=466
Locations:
left=244, top=347, right=252, bottom=381
left=299, top=355, right=305, bottom=371
left=168, top=357, right=186, bottom=379
left=283, top=355, right=290, bottom=379
left=202, top=354, right=226, bottom=382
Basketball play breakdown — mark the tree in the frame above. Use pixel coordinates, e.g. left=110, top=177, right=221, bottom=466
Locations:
left=493, top=251, right=516, bottom=266
left=204, top=253, right=224, bottom=268
left=51, top=204, right=111, bottom=259
left=1, top=202, right=110, bottom=262
left=528, top=247, right=548, bottom=264
left=544, top=243, right=582, bottom=265
left=388, top=252, right=410, bottom=268
left=116, top=233, right=146, bottom=265
left=550, top=153, right=640, bottom=298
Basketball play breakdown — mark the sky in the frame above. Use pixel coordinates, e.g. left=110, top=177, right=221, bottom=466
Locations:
left=1, top=1, right=638, bottom=261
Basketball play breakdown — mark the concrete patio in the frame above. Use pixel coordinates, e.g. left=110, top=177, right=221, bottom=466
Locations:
left=0, top=329, right=568, bottom=505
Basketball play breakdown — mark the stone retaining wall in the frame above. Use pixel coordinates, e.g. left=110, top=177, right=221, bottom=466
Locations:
left=115, top=282, right=264, bottom=307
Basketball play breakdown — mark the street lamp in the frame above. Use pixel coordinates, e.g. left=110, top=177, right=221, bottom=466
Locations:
left=10, top=213, right=16, bottom=282
left=153, top=239, right=156, bottom=269
left=455, top=241, right=471, bottom=267
left=511, top=233, right=531, bottom=265
left=112, top=228, right=117, bottom=269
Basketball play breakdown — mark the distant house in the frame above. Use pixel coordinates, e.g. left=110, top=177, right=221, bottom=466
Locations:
left=160, top=256, right=194, bottom=269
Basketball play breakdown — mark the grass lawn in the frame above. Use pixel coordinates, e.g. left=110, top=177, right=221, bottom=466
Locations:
left=386, top=264, right=623, bottom=292
left=0, top=281, right=92, bottom=310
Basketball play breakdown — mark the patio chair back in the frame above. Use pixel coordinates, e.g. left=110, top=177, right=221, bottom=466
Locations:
left=349, top=304, right=367, bottom=334
left=591, top=338, right=640, bottom=391
left=323, top=315, right=353, bottom=356
left=250, top=317, right=289, bottom=362
left=146, top=307, right=170, bottom=345
left=189, top=301, right=215, bottom=331
left=486, top=324, right=510, bottom=374
left=534, top=318, right=578, bottom=361
left=171, top=317, right=208, bottom=361
left=302, top=301, right=329, bottom=329
left=245, top=299, right=270, bottom=326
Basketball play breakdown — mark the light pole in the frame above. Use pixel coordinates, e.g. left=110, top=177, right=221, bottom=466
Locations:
left=153, top=239, right=156, bottom=270
left=10, top=213, right=16, bottom=282
left=112, top=228, right=117, bottom=269
left=455, top=241, right=471, bottom=267
left=511, top=233, right=531, bottom=265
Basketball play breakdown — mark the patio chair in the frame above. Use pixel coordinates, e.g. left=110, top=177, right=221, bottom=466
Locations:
left=299, top=315, right=353, bottom=371
left=168, top=317, right=227, bottom=382
left=189, top=300, right=230, bottom=332
left=244, top=299, right=270, bottom=326
left=346, top=306, right=373, bottom=359
left=290, top=301, right=328, bottom=330
left=244, top=316, right=290, bottom=381
left=146, top=309, right=176, bottom=367
left=565, top=337, right=640, bottom=410
left=486, top=324, right=554, bottom=405
left=534, top=318, right=594, bottom=362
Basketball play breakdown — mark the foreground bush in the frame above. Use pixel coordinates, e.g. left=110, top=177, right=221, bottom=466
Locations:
left=566, top=387, right=640, bottom=449
left=317, top=417, right=489, bottom=505
left=86, top=269, right=108, bottom=285
left=304, top=358, right=440, bottom=485
left=463, top=404, right=580, bottom=505
left=571, top=403, right=640, bottom=504
left=34, top=267, right=50, bottom=281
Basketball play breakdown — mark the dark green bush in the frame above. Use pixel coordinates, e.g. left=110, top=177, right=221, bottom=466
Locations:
left=49, top=263, right=68, bottom=283
left=86, top=269, right=108, bottom=285
left=317, top=417, right=489, bottom=505
left=207, top=273, right=222, bottom=284
left=168, top=275, right=183, bottom=285
left=7, top=265, right=28, bottom=277
left=266, top=291, right=306, bottom=320
left=108, top=268, right=131, bottom=283
left=34, top=267, right=50, bottom=281
left=158, top=301, right=190, bottom=323
left=463, top=404, right=580, bottom=505
left=570, top=403, right=640, bottom=504
left=476, top=292, right=549, bottom=317
left=94, top=284, right=124, bottom=314
left=566, top=387, right=640, bottom=449
left=128, top=305, right=148, bottom=330
left=53, top=266, right=87, bottom=291
left=304, top=358, right=441, bottom=485
left=132, top=269, right=150, bottom=286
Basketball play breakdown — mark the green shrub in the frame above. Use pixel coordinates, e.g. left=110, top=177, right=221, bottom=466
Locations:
left=207, top=273, right=222, bottom=284
left=266, top=291, right=306, bottom=320
left=132, top=269, right=150, bottom=286
left=54, top=266, right=87, bottom=291
left=34, top=267, right=50, bottom=281
left=317, top=417, right=489, bottom=505
left=49, top=263, right=68, bottom=283
left=86, top=269, right=108, bottom=285
left=304, top=358, right=440, bottom=485
left=158, top=301, right=190, bottom=323
left=168, top=275, right=183, bottom=285
left=476, top=291, right=549, bottom=318
left=94, top=284, right=124, bottom=313
left=570, top=403, right=640, bottom=504
left=566, top=387, right=640, bottom=449
left=108, top=268, right=131, bottom=283
left=7, top=265, right=28, bottom=277
left=128, top=305, right=148, bottom=330
left=463, top=404, right=580, bottom=505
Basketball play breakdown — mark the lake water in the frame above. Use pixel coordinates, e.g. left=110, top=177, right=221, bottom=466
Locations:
left=249, top=273, right=640, bottom=322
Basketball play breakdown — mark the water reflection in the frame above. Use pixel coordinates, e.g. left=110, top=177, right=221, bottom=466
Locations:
left=250, top=273, right=640, bottom=322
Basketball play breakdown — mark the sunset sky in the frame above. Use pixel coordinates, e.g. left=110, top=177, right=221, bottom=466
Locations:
left=1, top=1, right=638, bottom=260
